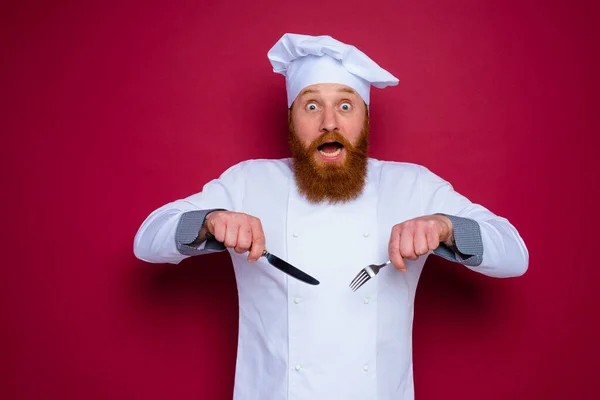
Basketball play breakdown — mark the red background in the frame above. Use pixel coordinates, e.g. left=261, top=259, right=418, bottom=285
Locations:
left=2, top=0, right=599, bottom=399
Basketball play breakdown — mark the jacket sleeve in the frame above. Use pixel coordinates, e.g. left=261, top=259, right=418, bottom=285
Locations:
left=420, top=166, right=529, bottom=278
left=133, top=163, right=245, bottom=264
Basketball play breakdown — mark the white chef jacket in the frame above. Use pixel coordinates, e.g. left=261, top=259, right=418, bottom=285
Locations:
left=134, top=158, right=528, bottom=400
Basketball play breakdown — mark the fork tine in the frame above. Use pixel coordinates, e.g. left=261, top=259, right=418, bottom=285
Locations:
left=349, top=270, right=368, bottom=288
left=351, top=274, right=370, bottom=291
left=350, top=270, right=370, bottom=290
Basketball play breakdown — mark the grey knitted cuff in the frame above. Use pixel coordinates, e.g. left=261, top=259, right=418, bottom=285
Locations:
left=175, top=209, right=227, bottom=256
left=432, top=214, right=483, bottom=266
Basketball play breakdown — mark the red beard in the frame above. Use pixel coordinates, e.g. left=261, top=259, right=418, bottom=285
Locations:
left=288, top=112, right=369, bottom=204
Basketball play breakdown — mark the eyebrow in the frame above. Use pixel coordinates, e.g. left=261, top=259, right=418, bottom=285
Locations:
left=337, top=87, right=357, bottom=95
left=298, top=87, right=358, bottom=97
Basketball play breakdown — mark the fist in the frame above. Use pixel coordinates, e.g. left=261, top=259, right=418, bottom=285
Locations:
left=388, top=215, right=453, bottom=272
left=204, top=211, right=266, bottom=263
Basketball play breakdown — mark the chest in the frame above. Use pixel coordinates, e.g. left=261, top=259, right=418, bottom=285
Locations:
left=284, top=186, right=380, bottom=291
left=236, top=168, right=426, bottom=290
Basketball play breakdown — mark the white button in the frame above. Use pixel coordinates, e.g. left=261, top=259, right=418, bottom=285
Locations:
left=363, top=297, right=370, bottom=304
left=295, top=364, right=302, bottom=371
left=363, top=364, right=369, bottom=371
left=292, top=232, right=300, bottom=238
left=294, top=297, right=302, bottom=304
left=363, top=232, right=370, bottom=237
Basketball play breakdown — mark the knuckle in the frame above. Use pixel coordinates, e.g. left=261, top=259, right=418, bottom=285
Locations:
left=221, top=212, right=232, bottom=222
left=231, top=212, right=243, bottom=222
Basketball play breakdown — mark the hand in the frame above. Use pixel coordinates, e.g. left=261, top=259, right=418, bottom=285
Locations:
left=388, top=214, right=454, bottom=272
left=204, top=211, right=266, bottom=263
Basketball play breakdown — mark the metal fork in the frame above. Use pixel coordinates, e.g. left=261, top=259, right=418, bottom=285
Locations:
left=349, top=261, right=392, bottom=291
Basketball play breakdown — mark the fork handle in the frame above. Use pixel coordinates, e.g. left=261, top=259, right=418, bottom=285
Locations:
left=371, top=260, right=392, bottom=274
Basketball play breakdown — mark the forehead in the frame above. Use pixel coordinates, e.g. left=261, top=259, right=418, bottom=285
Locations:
left=297, top=83, right=360, bottom=99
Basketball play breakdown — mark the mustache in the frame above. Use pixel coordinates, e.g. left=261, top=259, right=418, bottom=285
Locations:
left=309, top=131, right=355, bottom=152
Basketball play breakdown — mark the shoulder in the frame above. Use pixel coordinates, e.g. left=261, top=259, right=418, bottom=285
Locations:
left=368, top=158, right=427, bottom=180
left=219, top=158, right=293, bottom=180
left=368, top=158, right=453, bottom=189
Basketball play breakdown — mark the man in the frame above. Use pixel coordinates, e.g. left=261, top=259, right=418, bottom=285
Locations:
left=134, top=33, right=528, bottom=400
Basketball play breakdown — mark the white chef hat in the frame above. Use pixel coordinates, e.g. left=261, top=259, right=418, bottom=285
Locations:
left=267, top=33, right=399, bottom=108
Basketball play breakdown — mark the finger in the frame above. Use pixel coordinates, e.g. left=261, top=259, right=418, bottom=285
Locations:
left=224, top=223, right=239, bottom=249
left=212, top=218, right=227, bottom=243
left=399, top=229, right=418, bottom=261
left=235, top=223, right=252, bottom=254
left=388, top=228, right=407, bottom=272
left=204, top=211, right=221, bottom=235
left=426, top=228, right=439, bottom=251
left=248, top=218, right=265, bottom=263
left=413, top=227, right=429, bottom=256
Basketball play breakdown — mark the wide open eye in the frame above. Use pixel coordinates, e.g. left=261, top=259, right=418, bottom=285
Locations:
left=340, top=102, right=352, bottom=111
left=306, top=103, right=318, bottom=111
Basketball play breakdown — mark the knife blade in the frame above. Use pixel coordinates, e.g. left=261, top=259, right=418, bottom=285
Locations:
left=262, top=249, right=320, bottom=285
left=204, top=232, right=319, bottom=285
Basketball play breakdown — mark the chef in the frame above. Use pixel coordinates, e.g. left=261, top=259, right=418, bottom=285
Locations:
left=134, top=33, right=528, bottom=400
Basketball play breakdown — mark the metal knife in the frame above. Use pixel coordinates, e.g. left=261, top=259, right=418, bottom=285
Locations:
left=262, top=249, right=319, bottom=285
left=204, top=232, right=319, bottom=285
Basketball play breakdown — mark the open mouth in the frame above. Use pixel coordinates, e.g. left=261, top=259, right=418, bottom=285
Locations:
left=317, top=141, right=344, bottom=159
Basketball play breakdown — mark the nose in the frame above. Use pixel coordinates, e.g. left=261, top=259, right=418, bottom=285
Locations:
left=319, top=106, right=339, bottom=133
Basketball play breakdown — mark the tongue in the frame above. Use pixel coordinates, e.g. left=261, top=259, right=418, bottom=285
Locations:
left=320, top=143, right=340, bottom=153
